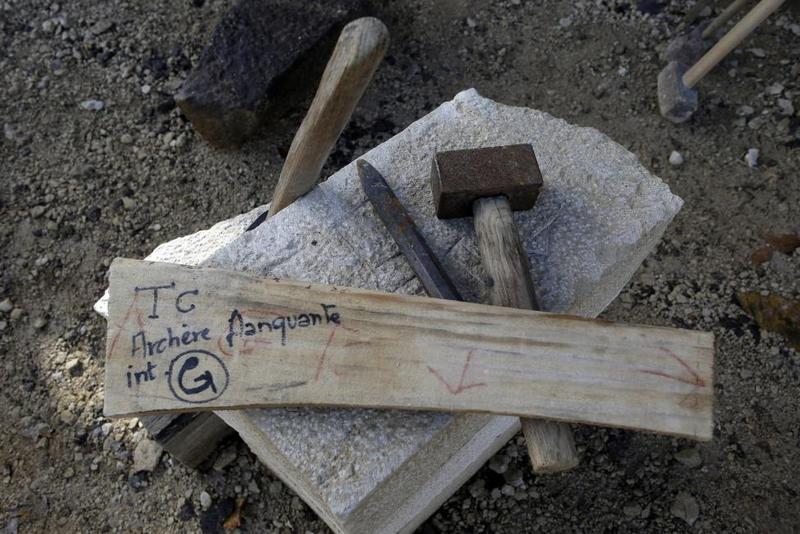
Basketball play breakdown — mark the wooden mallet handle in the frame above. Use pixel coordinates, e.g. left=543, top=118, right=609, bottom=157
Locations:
left=473, top=196, right=580, bottom=473
left=268, top=17, right=389, bottom=218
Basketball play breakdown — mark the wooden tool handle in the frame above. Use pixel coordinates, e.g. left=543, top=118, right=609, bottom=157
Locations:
left=473, top=196, right=579, bottom=473
left=683, top=0, right=785, bottom=88
left=702, top=0, right=752, bottom=38
left=267, top=17, right=389, bottom=218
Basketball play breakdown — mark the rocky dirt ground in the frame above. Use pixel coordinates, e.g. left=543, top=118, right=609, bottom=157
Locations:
left=1, top=0, right=799, bottom=532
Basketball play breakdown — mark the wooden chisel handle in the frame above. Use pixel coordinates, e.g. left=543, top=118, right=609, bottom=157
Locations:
left=473, top=196, right=580, bottom=473
left=267, top=17, right=389, bottom=219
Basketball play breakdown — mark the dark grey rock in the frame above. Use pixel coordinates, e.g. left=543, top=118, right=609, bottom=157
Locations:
left=663, top=27, right=709, bottom=67
left=658, top=61, right=698, bottom=123
left=175, top=0, right=364, bottom=148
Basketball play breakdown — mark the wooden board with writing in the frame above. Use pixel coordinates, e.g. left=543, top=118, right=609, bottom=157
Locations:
left=105, top=258, right=715, bottom=440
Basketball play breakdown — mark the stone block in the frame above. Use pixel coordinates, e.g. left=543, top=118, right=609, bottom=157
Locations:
left=96, top=89, right=682, bottom=533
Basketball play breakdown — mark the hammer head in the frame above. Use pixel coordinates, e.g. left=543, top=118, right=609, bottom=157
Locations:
left=430, top=144, right=543, bottom=219
left=657, top=60, right=698, bottom=124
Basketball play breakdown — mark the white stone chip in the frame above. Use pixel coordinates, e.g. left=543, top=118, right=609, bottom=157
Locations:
left=745, top=148, right=759, bottom=168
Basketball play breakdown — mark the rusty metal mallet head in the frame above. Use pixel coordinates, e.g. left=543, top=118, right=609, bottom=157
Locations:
left=430, top=144, right=543, bottom=219
left=428, top=143, right=580, bottom=474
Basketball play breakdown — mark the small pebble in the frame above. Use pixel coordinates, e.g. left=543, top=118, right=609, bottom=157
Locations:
left=488, top=454, right=509, bottom=474
left=0, top=299, right=12, bottom=313
left=133, top=438, right=163, bottom=472
left=669, top=150, right=684, bottom=167
left=745, top=148, right=759, bottom=168
left=120, top=133, right=133, bottom=144
left=623, top=503, right=641, bottom=517
left=122, top=197, right=137, bottom=210
left=80, top=99, right=104, bottom=111
left=65, top=358, right=83, bottom=376
left=10, top=309, right=23, bottom=321
left=674, top=447, right=702, bottom=468
left=200, top=491, right=212, bottom=510
left=671, top=492, right=699, bottom=525
left=736, top=105, right=754, bottom=117
left=777, top=99, right=794, bottom=116
left=765, top=82, right=784, bottom=95
left=33, top=317, right=47, bottom=330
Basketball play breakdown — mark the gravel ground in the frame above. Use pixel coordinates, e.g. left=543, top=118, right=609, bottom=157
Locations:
left=1, top=0, right=799, bottom=532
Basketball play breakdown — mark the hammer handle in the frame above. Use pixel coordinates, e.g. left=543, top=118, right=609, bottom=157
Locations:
left=473, top=196, right=579, bottom=473
left=267, top=17, right=389, bottom=219
left=702, top=0, right=752, bottom=38
left=683, top=0, right=784, bottom=88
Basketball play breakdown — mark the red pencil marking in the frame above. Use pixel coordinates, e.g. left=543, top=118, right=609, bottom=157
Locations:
left=427, top=350, right=487, bottom=395
left=241, top=338, right=272, bottom=355
left=217, top=336, right=232, bottom=357
left=639, top=348, right=706, bottom=388
left=343, top=340, right=370, bottom=348
left=108, top=293, right=139, bottom=355
left=679, top=393, right=700, bottom=409
left=135, top=311, right=144, bottom=329
left=314, top=327, right=338, bottom=382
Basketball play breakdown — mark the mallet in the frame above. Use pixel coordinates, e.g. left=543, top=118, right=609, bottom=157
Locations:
left=430, top=144, right=579, bottom=473
left=658, top=0, right=785, bottom=123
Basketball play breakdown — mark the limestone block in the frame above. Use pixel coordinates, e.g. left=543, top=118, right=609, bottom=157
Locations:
left=96, top=89, right=682, bottom=533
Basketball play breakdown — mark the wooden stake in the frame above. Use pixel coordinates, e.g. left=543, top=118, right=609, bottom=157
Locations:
left=104, top=259, right=714, bottom=441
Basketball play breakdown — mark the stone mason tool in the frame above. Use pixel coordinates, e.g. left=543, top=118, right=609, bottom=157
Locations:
left=427, top=144, right=580, bottom=473
left=250, top=16, right=389, bottom=226
left=359, top=158, right=577, bottom=472
left=658, top=0, right=786, bottom=123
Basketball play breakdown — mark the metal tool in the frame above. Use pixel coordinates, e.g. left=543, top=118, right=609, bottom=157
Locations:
left=428, top=144, right=579, bottom=473
left=357, top=160, right=461, bottom=300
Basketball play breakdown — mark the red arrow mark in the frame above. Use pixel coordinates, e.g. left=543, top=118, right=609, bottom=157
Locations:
left=639, top=348, right=706, bottom=388
left=217, top=336, right=232, bottom=357
left=108, top=293, right=140, bottom=355
left=427, top=350, right=487, bottom=395
left=314, top=327, right=338, bottom=382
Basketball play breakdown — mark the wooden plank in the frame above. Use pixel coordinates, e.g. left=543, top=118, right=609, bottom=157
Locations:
left=104, top=258, right=715, bottom=440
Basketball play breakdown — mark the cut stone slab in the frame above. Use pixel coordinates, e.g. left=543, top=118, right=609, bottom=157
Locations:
left=175, top=0, right=364, bottom=147
left=96, top=89, right=682, bottom=534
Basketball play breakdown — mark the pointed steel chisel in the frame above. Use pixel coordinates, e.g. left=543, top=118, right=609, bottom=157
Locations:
left=357, top=159, right=461, bottom=301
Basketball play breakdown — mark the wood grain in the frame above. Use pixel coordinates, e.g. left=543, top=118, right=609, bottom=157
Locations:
left=267, top=17, right=389, bottom=218
left=104, top=258, right=714, bottom=441
left=474, top=196, right=579, bottom=473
